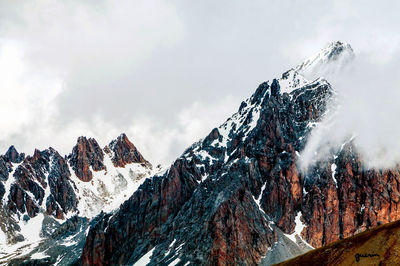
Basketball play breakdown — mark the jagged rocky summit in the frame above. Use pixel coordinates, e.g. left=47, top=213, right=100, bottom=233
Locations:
left=0, top=133, right=153, bottom=264
left=80, top=41, right=400, bottom=265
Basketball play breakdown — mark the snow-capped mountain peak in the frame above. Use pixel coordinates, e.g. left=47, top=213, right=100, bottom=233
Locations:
left=295, top=41, right=355, bottom=79
left=277, top=41, right=354, bottom=96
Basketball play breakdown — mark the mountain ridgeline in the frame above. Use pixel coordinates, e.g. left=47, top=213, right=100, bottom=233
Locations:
left=0, top=133, right=153, bottom=264
left=2, top=41, right=400, bottom=265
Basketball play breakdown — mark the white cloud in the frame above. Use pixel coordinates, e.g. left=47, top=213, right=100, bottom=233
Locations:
left=0, top=42, right=62, bottom=149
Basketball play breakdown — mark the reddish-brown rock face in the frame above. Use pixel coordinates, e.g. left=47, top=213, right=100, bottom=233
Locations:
left=299, top=145, right=400, bottom=248
left=81, top=158, right=199, bottom=266
left=106, top=133, right=152, bottom=168
left=208, top=188, right=275, bottom=266
left=68, top=136, right=106, bottom=182
left=301, top=170, right=341, bottom=248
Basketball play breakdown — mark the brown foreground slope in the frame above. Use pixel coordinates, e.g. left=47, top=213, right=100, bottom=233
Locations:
left=277, top=220, right=400, bottom=266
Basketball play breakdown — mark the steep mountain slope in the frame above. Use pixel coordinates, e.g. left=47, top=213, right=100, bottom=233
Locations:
left=81, top=41, right=394, bottom=265
left=277, top=219, right=400, bottom=266
left=0, top=134, right=153, bottom=264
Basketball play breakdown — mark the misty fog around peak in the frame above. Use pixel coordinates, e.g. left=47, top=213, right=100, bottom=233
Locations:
left=300, top=45, right=400, bottom=170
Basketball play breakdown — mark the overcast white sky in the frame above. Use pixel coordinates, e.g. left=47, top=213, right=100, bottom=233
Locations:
left=0, top=0, right=399, bottom=165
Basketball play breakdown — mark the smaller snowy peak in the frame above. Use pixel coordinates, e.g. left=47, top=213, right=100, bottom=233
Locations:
left=4, top=146, right=25, bottom=164
left=105, top=133, right=152, bottom=169
left=277, top=41, right=353, bottom=95
left=295, top=41, right=355, bottom=79
left=68, top=133, right=152, bottom=218
left=68, top=136, right=106, bottom=182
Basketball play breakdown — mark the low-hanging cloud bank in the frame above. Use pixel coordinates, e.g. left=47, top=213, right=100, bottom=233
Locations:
left=300, top=46, right=400, bottom=170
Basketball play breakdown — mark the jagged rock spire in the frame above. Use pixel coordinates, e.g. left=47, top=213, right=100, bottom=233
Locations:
left=105, top=133, right=152, bottom=169
left=68, top=136, right=106, bottom=182
left=5, top=145, right=25, bottom=163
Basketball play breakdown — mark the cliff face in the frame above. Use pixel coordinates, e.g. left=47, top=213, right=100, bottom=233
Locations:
left=301, top=147, right=400, bottom=248
left=81, top=41, right=400, bottom=265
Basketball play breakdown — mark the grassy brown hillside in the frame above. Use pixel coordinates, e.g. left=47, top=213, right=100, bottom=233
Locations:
left=276, top=220, right=400, bottom=266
